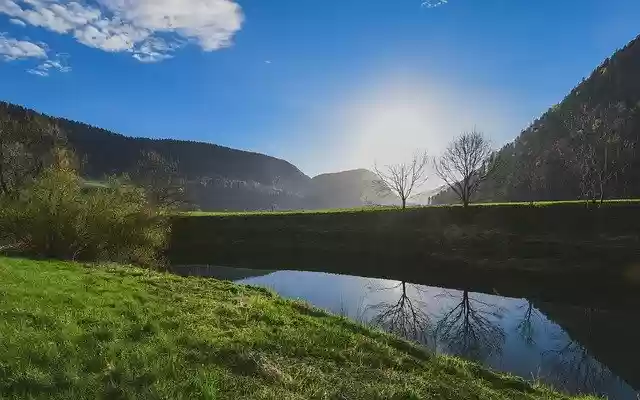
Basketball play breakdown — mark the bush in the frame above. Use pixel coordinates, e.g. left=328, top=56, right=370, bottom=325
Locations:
left=0, top=167, right=168, bottom=267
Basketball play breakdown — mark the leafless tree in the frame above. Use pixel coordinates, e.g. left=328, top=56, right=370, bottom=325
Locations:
left=565, top=102, right=633, bottom=203
left=515, top=301, right=542, bottom=346
left=373, top=151, right=429, bottom=209
left=434, top=290, right=505, bottom=361
left=366, top=281, right=432, bottom=346
left=434, top=130, right=500, bottom=207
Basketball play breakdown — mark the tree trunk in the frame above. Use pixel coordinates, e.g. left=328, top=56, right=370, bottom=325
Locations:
left=401, top=198, right=406, bottom=210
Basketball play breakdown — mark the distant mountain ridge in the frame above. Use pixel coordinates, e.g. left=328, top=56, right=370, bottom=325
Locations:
left=308, top=169, right=399, bottom=209
left=0, top=101, right=383, bottom=211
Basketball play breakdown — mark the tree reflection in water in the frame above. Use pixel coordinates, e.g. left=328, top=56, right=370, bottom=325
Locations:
left=365, top=281, right=432, bottom=347
left=515, top=301, right=543, bottom=347
left=365, top=283, right=506, bottom=362
left=542, top=308, right=621, bottom=396
left=434, top=290, right=505, bottom=362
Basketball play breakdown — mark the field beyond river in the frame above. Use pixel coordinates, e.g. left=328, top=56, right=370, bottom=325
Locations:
left=169, top=202, right=640, bottom=309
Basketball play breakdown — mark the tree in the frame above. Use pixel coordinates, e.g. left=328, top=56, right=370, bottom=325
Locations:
left=366, top=281, right=432, bottom=346
left=133, top=150, right=188, bottom=208
left=0, top=114, right=65, bottom=197
left=434, top=130, right=500, bottom=207
left=565, top=102, right=633, bottom=203
left=515, top=301, right=542, bottom=346
left=434, top=290, right=505, bottom=362
left=373, top=151, right=429, bottom=209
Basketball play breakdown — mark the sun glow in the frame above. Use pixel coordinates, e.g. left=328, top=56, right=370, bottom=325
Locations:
left=334, top=75, right=514, bottom=187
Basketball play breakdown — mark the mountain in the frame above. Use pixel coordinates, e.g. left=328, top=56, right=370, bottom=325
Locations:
left=306, top=169, right=398, bottom=209
left=0, top=101, right=388, bottom=211
left=0, top=101, right=314, bottom=210
left=434, top=34, right=640, bottom=204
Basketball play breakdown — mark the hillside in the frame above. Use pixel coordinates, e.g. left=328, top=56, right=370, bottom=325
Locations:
left=0, top=101, right=387, bottom=211
left=0, top=101, right=394, bottom=211
left=434, top=34, right=640, bottom=204
left=307, top=169, right=398, bottom=209
left=0, top=256, right=598, bottom=400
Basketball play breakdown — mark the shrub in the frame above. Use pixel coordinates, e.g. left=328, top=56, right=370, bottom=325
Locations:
left=0, top=167, right=168, bottom=267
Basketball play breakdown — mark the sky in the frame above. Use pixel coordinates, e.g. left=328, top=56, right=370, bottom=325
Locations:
left=1, top=0, right=640, bottom=178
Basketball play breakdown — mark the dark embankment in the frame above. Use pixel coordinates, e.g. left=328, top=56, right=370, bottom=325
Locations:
left=168, top=203, right=640, bottom=309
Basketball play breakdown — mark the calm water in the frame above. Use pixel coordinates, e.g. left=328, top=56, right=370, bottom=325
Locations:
left=173, top=266, right=640, bottom=399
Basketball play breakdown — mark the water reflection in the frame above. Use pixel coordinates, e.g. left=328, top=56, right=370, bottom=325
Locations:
left=541, top=307, right=631, bottom=397
left=366, top=281, right=432, bottom=346
left=514, top=301, right=541, bottom=347
left=177, top=266, right=640, bottom=399
left=434, top=290, right=505, bottom=362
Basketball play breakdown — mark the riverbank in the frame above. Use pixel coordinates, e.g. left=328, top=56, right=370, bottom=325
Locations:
left=0, top=256, right=597, bottom=399
left=168, top=203, right=640, bottom=309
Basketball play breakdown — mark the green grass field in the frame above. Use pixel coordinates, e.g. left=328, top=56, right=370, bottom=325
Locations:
left=0, top=256, right=598, bottom=400
left=179, top=199, right=640, bottom=217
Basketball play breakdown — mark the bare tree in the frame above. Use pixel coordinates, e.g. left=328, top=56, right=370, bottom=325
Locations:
left=515, top=301, right=542, bottom=346
left=565, top=102, right=633, bottom=203
left=434, top=290, right=505, bottom=362
left=373, top=151, right=429, bottom=209
left=434, top=130, right=500, bottom=207
left=366, top=281, right=432, bottom=346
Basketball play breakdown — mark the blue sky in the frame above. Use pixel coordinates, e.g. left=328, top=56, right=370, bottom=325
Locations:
left=1, top=0, right=640, bottom=177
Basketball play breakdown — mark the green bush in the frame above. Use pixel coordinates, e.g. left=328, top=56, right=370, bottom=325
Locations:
left=0, top=167, right=168, bottom=266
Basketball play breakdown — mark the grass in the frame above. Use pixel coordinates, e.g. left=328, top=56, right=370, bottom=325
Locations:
left=0, top=256, right=599, bottom=400
left=179, top=199, right=640, bottom=217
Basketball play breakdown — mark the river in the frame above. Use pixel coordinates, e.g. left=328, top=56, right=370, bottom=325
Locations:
left=172, top=266, right=640, bottom=399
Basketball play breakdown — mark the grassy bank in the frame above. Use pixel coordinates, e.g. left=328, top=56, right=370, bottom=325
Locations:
left=180, top=199, right=640, bottom=217
left=0, top=256, right=596, bottom=400
left=168, top=203, right=640, bottom=308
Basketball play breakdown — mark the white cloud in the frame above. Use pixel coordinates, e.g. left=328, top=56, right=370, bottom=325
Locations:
left=0, top=32, right=46, bottom=59
left=9, top=17, right=26, bottom=26
left=0, top=0, right=244, bottom=62
left=421, top=0, right=448, bottom=8
left=27, top=54, right=71, bottom=76
left=1, top=32, right=70, bottom=75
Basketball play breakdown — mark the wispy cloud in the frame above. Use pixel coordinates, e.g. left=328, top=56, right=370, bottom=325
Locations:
left=1, top=32, right=70, bottom=76
left=27, top=54, right=71, bottom=76
left=0, top=0, right=244, bottom=63
left=421, top=0, right=449, bottom=8
left=9, top=17, right=26, bottom=26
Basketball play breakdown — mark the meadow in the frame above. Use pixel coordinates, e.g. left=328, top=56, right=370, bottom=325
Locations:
left=0, top=256, right=600, bottom=400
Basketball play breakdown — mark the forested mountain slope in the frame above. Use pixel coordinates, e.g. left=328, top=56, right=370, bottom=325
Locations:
left=0, top=101, right=313, bottom=210
left=0, top=101, right=388, bottom=210
left=434, top=34, right=640, bottom=204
